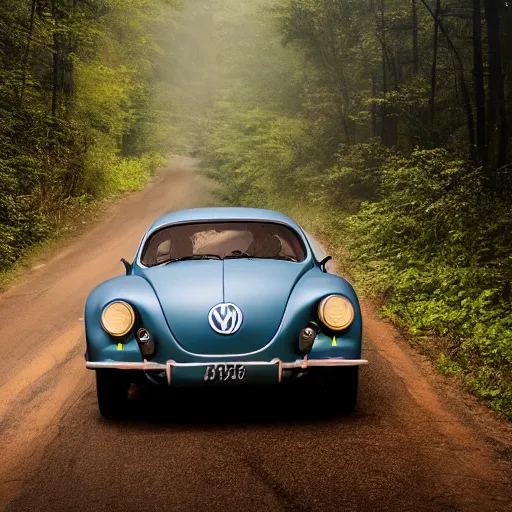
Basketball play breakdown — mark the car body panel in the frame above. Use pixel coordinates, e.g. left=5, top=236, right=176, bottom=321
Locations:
left=140, top=260, right=224, bottom=354
left=136, top=258, right=312, bottom=356
left=141, top=207, right=310, bottom=240
left=84, top=207, right=365, bottom=384
left=85, top=268, right=362, bottom=364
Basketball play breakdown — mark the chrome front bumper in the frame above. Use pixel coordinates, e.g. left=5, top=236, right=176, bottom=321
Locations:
left=86, top=358, right=368, bottom=370
left=86, top=359, right=368, bottom=371
left=86, top=358, right=368, bottom=385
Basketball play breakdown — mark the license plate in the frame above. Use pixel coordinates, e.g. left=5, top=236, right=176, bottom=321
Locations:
left=166, top=361, right=280, bottom=386
left=203, top=363, right=246, bottom=382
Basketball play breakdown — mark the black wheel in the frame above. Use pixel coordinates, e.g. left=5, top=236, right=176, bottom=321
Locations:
left=310, top=366, right=359, bottom=413
left=95, top=370, right=130, bottom=419
left=335, top=366, right=359, bottom=412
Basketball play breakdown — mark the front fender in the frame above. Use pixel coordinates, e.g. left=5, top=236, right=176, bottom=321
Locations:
left=85, top=275, right=169, bottom=363
left=273, top=267, right=363, bottom=361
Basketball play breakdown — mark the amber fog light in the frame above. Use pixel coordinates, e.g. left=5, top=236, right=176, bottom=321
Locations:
left=318, top=295, right=354, bottom=331
left=101, top=301, right=135, bottom=337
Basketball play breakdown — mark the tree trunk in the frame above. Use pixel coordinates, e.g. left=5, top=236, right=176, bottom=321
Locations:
left=321, top=7, right=355, bottom=144
left=428, top=0, right=440, bottom=139
left=51, top=0, right=59, bottom=118
left=63, top=0, right=77, bottom=108
left=484, top=0, right=508, bottom=170
left=473, top=0, right=487, bottom=167
left=419, top=0, right=476, bottom=161
left=379, top=0, right=390, bottom=145
left=378, top=0, right=399, bottom=147
left=19, top=0, right=37, bottom=107
left=371, top=69, right=378, bottom=138
left=412, top=0, right=419, bottom=74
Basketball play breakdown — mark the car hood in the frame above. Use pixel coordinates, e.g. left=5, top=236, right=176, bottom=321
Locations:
left=139, top=259, right=310, bottom=355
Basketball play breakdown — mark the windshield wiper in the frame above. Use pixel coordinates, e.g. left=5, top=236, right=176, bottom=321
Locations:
left=224, top=250, right=252, bottom=259
left=275, top=255, right=298, bottom=262
left=156, top=253, right=297, bottom=266
left=163, top=254, right=222, bottom=265
left=254, top=255, right=298, bottom=262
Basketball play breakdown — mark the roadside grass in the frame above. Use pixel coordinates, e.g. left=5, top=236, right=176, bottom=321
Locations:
left=108, top=153, right=166, bottom=192
left=0, top=200, right=105, bottom=291
left=0, top=153, right=166, bottom=292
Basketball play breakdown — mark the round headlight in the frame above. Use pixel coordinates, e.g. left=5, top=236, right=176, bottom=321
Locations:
left=101, top=301, right=135, bottom=337
left=318, top=295, right=354, bottom=331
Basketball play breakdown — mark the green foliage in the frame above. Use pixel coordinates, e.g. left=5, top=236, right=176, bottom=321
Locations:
left=108, top=153, right=166, bottom=192
left=343, top=150, right=512, bottom=418
left=204, top=104, right=308, bottom=207
left=314, top=142, right=392, bottom=212
left=0, top=0, right=178, bottom=271
left=436, top=353, right=462, bottom=376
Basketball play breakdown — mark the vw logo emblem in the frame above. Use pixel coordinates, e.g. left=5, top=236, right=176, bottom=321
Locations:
left=208, top=303, right=243, bottom=335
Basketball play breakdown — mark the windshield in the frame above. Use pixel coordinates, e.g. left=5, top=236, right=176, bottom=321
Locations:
left=140, top=221, right=306, bottom=267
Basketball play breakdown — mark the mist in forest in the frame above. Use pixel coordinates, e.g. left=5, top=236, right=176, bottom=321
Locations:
left=160, top=0, right=298, bottom=154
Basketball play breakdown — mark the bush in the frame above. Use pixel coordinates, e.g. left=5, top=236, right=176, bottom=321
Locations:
left=0, top=153, right=51, bottom=272
left=108, top=152, right=165, bottom=193
left=347, top=149, right=512, bottom=418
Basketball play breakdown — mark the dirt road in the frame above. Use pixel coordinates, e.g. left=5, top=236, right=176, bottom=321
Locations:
left=1, top=158, right=511, bottom=511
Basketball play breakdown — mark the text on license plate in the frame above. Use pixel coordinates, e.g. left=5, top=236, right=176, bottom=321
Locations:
left=204, top=364, right=247, bottom=382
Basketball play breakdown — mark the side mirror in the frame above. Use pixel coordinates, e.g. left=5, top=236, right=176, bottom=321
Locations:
left=319, top=256, right=332, bottom=273
left=121, top=258, right=132, bottom=275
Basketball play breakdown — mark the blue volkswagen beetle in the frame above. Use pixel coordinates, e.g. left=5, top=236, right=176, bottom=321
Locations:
left=85, top=208, right=367, bottom=417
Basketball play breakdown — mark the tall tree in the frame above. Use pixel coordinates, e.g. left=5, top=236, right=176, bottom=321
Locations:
left=19, top=0, right=37, bottom=107
left=412, top=0, right=419, bottom=75
left=472, top=0, right=487, bottom=167
left=420, top=0, right=476, bottom=160
left=428, top=0, right=440, bottom=138
left=484, top=0, right=508, bottom=170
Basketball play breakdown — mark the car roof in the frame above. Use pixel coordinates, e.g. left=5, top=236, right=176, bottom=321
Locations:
left=148, top=207, right=305, bottom=234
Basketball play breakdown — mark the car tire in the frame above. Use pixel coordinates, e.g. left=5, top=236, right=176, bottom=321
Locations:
left=335, top=366, right=359, bottom=412
left=312, top=366, right=359, bottom=413
left=95, top=370, right=130, bottom=419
